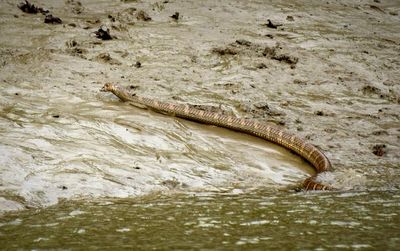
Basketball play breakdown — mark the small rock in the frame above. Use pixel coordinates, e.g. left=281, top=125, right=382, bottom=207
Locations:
left=170, top=12, right=179, bottom=20
left=134, top=61, right=141, bottom=68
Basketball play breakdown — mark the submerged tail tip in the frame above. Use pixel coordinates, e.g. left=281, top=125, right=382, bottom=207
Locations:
left=303, top=176, right=334, bottom=191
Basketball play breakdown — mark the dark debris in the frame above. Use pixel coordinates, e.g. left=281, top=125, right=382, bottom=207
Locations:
left=94, top=26, right=112, bottom=40
left=265, top=19, right=282, bottom=29
left=170, top=12, right=179, bottom=20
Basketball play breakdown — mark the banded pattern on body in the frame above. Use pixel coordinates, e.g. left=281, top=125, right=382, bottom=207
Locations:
left=101, top=83, right=333, bottom=190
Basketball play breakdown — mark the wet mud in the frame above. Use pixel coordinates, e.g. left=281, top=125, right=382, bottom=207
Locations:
left=0, top=0, right=399, bottom=213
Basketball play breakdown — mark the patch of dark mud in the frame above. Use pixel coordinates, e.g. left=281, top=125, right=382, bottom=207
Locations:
left=212, top=40, right=266, bottom=57
left=324, top=128, right=337, bottom=134
left=115, top=7, right=137, bottom=25
left=362, top=85, right=382, bottom=95
left=211, top=47, right=238, bottom=56
left=372, top=130, right=389, bottom=136
left=372, top=144, right=386, bottom=157
left=44, top=14, right=62, bottom=24
left=161, top=179, right=188, bottom=190
left=212, top=41, right=298, bottom=67
left=95, top=53, right=121, bottom=65
left=286, top=15, right=294, bottom=21
left=255, top=62, right=268, bottom=69
left=361, top=85, right=400, bottom=103
left=238, top=102, right=286, bottom=123
left=271, top=54, right=298, bottom=66
left=136, top=10, right=152, bottom=21
left=84, top=19, right=100, bottom=29
left=369, top=5, right=385, bottom=14
left=314, top=110, right=335, bottom=117
left=235, top=39, right=252, bottom=46
left=187, top=104, right=234, bottom=116
left=293, top=79, right=308, bottom=85
left=262, top=46, right=277, bottom=57
left=18, top=0, right=48, bottom=14
left=65, top=0, right=84, bottom=15
left=65, top=40, right=88, bottom=58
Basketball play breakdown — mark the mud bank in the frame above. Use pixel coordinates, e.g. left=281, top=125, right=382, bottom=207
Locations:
left=0, top=0, right=399, bottom=212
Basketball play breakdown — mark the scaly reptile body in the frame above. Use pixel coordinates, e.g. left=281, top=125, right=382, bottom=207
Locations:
left=101, top=83, right=333, bottom=190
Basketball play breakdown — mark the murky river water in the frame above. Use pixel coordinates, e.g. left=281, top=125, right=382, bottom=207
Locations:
left=0, top=0, right=399, bottom=249
left=1, top=190, right=400, bottom=250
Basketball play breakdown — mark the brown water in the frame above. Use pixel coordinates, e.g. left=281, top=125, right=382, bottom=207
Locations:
left=1, top=190, right=400, bottom=250
left=0, top=0, right=399, bottom=249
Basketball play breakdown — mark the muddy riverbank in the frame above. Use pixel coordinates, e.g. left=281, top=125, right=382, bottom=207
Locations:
left=0, top=0, right=399, bottom=213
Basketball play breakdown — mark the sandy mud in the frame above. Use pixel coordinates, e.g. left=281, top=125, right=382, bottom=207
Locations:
left=0, top=0, right=399, bottom=212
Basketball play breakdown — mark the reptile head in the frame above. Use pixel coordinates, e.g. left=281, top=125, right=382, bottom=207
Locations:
left=100, top=83, right=115, bottom=92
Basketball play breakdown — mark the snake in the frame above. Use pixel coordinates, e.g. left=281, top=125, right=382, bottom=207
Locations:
left=101, top=83, right=333, bottom=190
